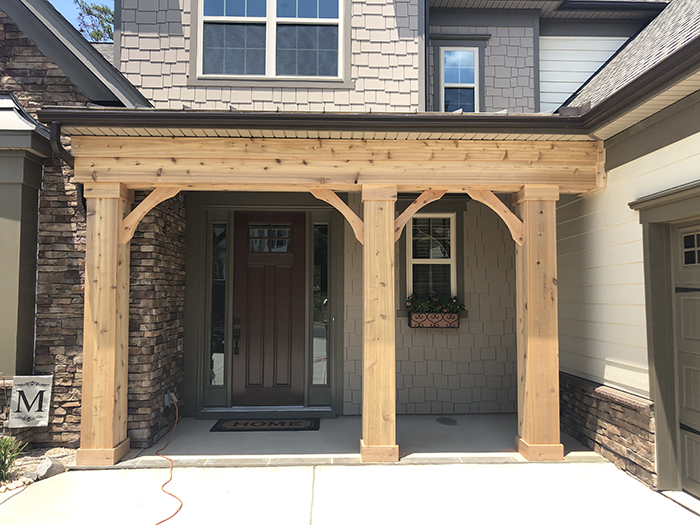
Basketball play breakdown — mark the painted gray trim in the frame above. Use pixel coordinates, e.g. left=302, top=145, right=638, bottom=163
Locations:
left=606, top=90, right=700, bottom=172
left=429, top=8, right=540, bottom=29
left=0, top=0, right=150, bottom=107
left=188, top=0, right=353, bottom=89
left=534, top=15, right=540, bottom=113
left=631, top=182, right=700, bottom=490
left=0, top=152, right=41, bottom=377
left=430, top=34, right=491, bottom=41
left=431, top=39, right=487, bottom=113
left=113, top=0, right=121, bottom=69
left=418, top=0, right=426, bottom=113
left=0, top=130, right=51, bottom=158
left=540, top=19, right=645, bottom=37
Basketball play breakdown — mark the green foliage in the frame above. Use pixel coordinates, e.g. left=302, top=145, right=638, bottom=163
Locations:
left=74, top=0, right=114, bottom=42
left=405, top=291, right=466, bottom=314
left=0, top=436, right=27, bottom=481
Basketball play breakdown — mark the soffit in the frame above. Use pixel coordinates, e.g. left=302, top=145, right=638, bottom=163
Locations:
left=428, top=0, right=668, bottom=19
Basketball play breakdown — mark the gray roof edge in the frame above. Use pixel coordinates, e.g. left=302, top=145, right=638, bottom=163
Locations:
left=0, top=92, right=52, bottom=157
left=0, top=0, right=151, bottom=108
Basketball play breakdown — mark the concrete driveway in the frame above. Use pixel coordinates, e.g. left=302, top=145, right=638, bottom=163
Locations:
left=1, top=462, right=699, bottom=524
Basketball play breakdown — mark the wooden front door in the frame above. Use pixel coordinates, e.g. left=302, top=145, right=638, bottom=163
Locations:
left=232, top=212, right=306, bottom=406
left=675, top=224, right=700, bottom=499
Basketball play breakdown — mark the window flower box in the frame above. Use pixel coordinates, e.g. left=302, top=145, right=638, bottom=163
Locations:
left=409, top=312, right=459, bottom=329
left=405, top=292, right=465, bottom=329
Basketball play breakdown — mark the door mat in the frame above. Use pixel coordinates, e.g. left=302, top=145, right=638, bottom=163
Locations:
left=210, top=418, right=320, bottom=432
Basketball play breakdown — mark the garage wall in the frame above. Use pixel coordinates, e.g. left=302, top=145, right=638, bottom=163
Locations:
left=557, top=130, right=700, bottom=397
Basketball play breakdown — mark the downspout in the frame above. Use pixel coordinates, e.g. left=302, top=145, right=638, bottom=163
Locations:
left=425, top=0, right=430, bottom=111
left=50, top=122, right=85, bottom=218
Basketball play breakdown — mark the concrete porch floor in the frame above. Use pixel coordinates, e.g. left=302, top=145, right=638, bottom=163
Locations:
left=107, top=414, right=600, bottom=469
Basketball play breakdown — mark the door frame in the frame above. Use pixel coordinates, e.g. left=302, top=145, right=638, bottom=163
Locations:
left=631, top=181, right=700, bottom=491
left=182, top=192, right=345, bottom=419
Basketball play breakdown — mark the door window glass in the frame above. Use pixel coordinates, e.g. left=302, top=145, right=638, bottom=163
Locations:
left=312, top=224, right=329, bottom=385
left=210, top=224, right=227, bottom=386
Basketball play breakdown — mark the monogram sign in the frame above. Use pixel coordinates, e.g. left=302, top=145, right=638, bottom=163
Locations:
left=9, top=375, right=53, bottom=428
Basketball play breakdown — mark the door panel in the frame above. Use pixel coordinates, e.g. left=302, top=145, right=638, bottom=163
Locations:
left=232, top=212, right=306, bottom=406
left=682, top=430, right=700, bottom=498
left=674, top=224, right=700, bottom=498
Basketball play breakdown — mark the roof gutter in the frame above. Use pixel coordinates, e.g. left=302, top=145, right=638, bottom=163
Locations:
left=36, top=108, right=588, bottom=135
left=579, top=34, right=700, bottom=132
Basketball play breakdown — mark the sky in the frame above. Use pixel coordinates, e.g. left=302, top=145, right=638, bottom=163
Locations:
left=50, top=0, right=115, bottom=30
left=49, top=0, right=80, bottom=28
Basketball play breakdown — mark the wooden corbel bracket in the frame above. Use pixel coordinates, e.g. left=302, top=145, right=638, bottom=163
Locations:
left=122, top=187, right=182, bottom=245
left=467, top=190, right=523, bottom=245
left=311, top=189, right=365, bottom=245
left=393, top=189, right=447, bottom=242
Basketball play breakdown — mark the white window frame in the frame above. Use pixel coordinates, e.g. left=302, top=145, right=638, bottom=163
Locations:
left=439, top=47, right=479, bottom=113
left=406, top=213, right=457, bottom=297
left=198, top=0, right=345, bottom=80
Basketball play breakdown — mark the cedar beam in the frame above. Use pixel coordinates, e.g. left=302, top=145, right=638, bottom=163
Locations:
left=514, top=185, right=564, bottom=462
left=122, top=187, right=182, bottom=244
left=467, top=190, right=524, bottom=245
left=360, top=184, right=399, bottom=463
left=77, top=183, right=132, bottom=466
left=310, top=189, right=364, bottom=245
left=394, top=189, right=447, bottom=242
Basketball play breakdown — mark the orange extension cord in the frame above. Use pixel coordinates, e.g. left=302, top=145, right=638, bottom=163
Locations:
left=155, top=400, right=183, bottom=525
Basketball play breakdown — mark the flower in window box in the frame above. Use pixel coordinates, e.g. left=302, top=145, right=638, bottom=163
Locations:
left=406, top=291, right=465, bottom=328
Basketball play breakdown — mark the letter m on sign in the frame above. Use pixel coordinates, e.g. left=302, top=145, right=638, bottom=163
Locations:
left=9, top=376, right=53, bottom=429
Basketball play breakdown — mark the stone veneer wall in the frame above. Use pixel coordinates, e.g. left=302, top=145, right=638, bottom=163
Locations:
left=429, top=24, right=536, bottom=113
left=128, top=193, right=186, bottom=448
left=0, top=9, right=89, bottom=446
left=560, top=372, right=656, bottom=487
left=343, top=197, right=517, bottom=415
left=119, top=0, right=421, bottom=111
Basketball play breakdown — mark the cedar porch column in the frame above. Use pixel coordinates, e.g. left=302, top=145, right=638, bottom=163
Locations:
left=514, top=185, right=564, bottom=461
left=76, top=183, right=133, bottom=466
left=360, top=184, right=399, bottom=463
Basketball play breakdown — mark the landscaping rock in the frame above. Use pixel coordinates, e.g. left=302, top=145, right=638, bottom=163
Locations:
left=35, top=457, right=66, bottom=480
left=0, top=485, right=6, bottom=493
left=23, top=471, right=38, bottom=482
left=8, top=480, right=24, bottom=490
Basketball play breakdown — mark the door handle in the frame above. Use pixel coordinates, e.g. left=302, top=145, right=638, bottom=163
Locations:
left=233, top=328, right=241, bottom=355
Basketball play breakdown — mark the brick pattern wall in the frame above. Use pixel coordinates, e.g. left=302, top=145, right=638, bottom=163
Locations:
left=343, top=198, right=517, bottom=415
left=560, top=372, right=656, bottom=487
left=33, top=161, right=85, bottom=446
left=128, top=193, right=186, bottom=448
left=119, top=0, right=421, bottom=111
left=429, top=25, right=535, bottom=113
left=0, top=12, right=89, bottom=112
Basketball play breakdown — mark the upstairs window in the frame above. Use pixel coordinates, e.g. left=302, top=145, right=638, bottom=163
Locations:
left=440, top=48, right=479, bottom=113
left=201, top=0, right=341, bottom=78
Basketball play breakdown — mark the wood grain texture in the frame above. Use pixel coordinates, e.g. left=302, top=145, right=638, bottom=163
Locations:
left=467, top=189, right=523, bottom=245
left=394, top=189, right=447, bottom=242
left=79, top=187, right=132, bottom=465
left=361, top=185, right=397, bottom=458
left=311, top=189, right=365, bottom=245
left=122, top=187, right=181, bottom=244
left=74, top=157, right=596, bottom=194
left=515, top=185, right=563, bottom=461
left=73, top=136, right=600, bottom=162
left=72, top=137, right=599, bottom=194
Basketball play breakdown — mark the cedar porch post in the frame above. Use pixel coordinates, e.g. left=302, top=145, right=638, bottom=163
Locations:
left=514, top=185, right=564, bottom=461
left=76, top=183, right=133, bottom=466
left=360, top=184, right=399, bottom=463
